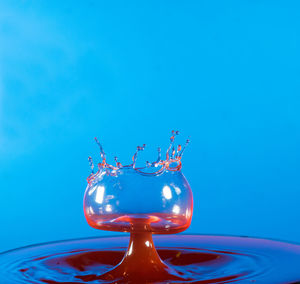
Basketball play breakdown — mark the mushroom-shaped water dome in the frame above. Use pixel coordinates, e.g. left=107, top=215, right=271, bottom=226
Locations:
left=83, top=132, right=193, bottom=282
left=84, top=167, right=193, bottom=234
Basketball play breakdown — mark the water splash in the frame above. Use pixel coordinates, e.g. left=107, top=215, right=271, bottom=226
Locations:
left=88, top=156, right=94, bottom=174
left=132, top=144, right=146, bottom=168
left=87, top=131, right=190, bottom=183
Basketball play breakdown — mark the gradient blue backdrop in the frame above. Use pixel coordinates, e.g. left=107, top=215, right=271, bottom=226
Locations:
left=0, top=1, right=299, bottom=252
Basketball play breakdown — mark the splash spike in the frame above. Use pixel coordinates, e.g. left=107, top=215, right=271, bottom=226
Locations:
left=147, top=147, right=162, bottom=168
left=94, top=137, right=106, bottom=161
left=88, top=156, right=94, bottom=173
left=178, top=138, right=190, bottom=158
left=167, top=130, right=179, bottom=160
left=175, top=145, right=182, bottom=158
left=171, top=146, right=176, bottom=159
left=132, top=144, right=145, bottom=168
left=114, top=156, right=121, bottom=168
left=157, top=147, right=161, bottom=161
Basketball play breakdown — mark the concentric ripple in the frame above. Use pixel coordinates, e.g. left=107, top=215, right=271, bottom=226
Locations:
left=0, top=235, right=300, bottom=283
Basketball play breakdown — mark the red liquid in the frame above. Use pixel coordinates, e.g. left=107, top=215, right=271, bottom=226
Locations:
left=1, top=235, right=300, bottom=283
left=86, top=213, right=191, bottom=234
left=85, top=214, right=193, bottom=281
left=95, top=232, right=184, bottom=282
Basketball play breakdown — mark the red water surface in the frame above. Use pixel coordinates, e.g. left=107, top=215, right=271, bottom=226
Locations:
left=86, top=213, right=191, bottom=234
left=1, top=235, right=300, bottom=283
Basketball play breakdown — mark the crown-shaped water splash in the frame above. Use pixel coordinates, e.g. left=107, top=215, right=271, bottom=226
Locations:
left=87, top=130, right=190, bottom=184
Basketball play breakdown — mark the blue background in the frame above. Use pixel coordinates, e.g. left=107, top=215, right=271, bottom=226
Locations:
left=0, top=1, right=299, bottom=252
